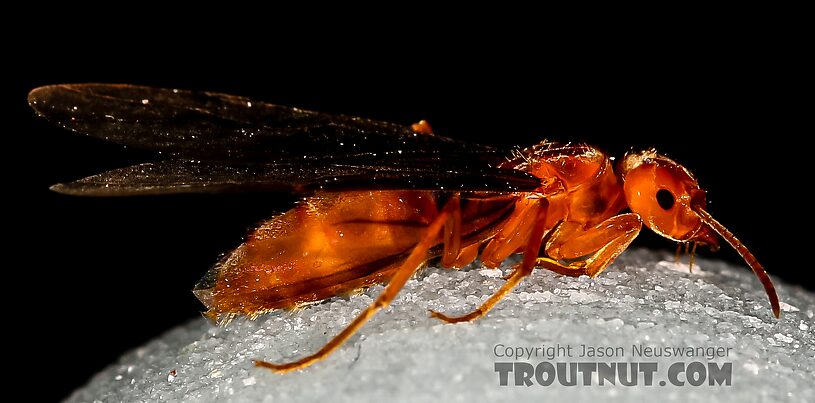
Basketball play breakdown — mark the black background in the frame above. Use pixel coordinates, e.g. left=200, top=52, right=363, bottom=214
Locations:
left=8, top=19, right=808, bottom=401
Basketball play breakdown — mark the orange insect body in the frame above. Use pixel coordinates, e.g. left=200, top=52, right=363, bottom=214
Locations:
left=31, top=84, right=779, bottom=373
left=194, top=143, right=778, bottom=337
left=194, top=145, right=609, bottom=319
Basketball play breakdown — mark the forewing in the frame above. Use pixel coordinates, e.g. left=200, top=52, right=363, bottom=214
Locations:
left=28, top=83, right=498, bottom=161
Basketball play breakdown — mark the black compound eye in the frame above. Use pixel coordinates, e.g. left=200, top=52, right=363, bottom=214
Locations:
left=656, top=189, right=675, bottom=210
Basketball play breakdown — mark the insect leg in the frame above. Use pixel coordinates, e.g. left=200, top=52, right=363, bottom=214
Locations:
left=429, top=199, right=549, bottom=323
left=449, top=242, right=480, bottom=268
left=675, top=243, right=682, bottom=263
left=441, top=194, right=463, bottom=267
left=536, top=213, right=642, bottom=277
left=254, top=197, right=459, bottom=373
left=480, top=198, right=543, bottom=268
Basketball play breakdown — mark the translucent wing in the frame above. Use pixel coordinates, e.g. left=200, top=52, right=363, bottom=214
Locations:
left=51, top=159, right=542, bottom=196
left=28, top=83, right=498, bottom=161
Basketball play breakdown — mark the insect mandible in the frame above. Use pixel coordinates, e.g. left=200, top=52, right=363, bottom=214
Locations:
left=29, top=83, right=779, bottom=373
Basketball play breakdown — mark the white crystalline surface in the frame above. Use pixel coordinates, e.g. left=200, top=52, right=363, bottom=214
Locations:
left=68, top=249, right=814, bottom=402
